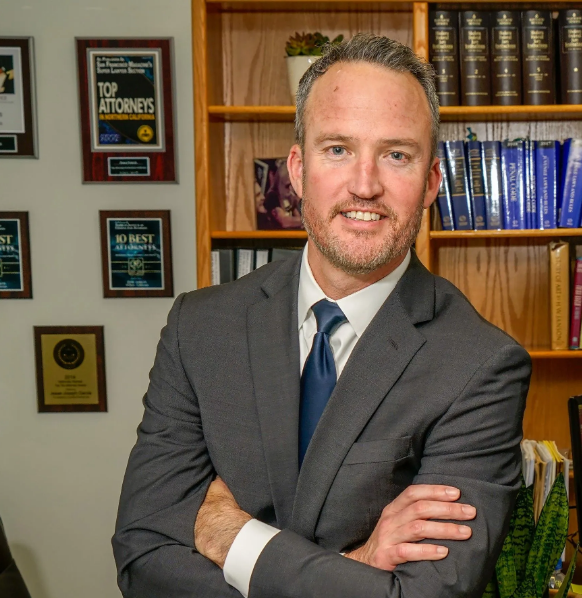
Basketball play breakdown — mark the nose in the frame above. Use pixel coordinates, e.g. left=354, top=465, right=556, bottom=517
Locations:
left=347, top=154, right=384, bottom=200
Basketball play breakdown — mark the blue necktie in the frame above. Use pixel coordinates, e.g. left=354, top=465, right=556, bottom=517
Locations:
left=299, top=299, right=347, bottom=466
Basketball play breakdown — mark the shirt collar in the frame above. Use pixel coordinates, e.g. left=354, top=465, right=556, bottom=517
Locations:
left=298, top=244, right=411, bottom=338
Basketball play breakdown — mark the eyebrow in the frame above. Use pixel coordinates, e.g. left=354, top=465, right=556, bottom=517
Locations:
left=313, top=134, right=422, bottom=151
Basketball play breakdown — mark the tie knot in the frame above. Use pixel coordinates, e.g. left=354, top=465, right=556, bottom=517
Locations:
left=311, top=299, right=347, bottom=336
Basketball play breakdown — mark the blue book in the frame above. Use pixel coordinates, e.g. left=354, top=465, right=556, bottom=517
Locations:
left=467, top=141, right=486, bottom=230
left=559, top=138, right=582, bottom=228
left=436, top=142, right=455, bottom=230
left=445, top=140, right=473, bottom=230
left=480, top=141, right=503, bottom=229
left=501, top=140, right=526, bottom=229
left=526, top=140, right=538, bottom=229
left=559, top=139, right=572, bottom=223
left=536, top=141, right=559, bottom=229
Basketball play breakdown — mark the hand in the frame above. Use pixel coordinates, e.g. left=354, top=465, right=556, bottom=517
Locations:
left=345, top=485, right=476, bottom=571
left=194, top=476, right=252, bottom=569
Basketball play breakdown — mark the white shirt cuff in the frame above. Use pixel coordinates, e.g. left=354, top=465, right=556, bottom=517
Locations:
left=223, top=519, right=280, bottom=597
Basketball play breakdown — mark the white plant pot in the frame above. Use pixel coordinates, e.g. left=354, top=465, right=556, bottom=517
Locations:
left=286, top=55, right=321, bottom=105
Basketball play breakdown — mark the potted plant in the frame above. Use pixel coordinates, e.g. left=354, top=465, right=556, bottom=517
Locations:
left=285, top=32, right=343, bottom=104
left=482, top=473, right=578, bottom=598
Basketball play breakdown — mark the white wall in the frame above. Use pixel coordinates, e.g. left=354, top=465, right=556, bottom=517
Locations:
left=0, top=1, right=195, bottom=597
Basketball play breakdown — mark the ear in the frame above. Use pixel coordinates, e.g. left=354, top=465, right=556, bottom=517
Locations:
left=423, top=156, right=442, bottom=209
left=287, top=144, right=304, bottom=198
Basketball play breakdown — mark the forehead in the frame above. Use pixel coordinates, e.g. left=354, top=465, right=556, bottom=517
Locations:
left=304, top=61, right=431, bottom=145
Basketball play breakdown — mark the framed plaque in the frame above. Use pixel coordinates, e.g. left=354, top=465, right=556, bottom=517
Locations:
left=76, top=38, right=176, bottom=183
left=0, top=212, right=32, bottom=299
left=0, top=37, right=38, bottom=158
left=99, top=210, right=173, bottom=298
left=34, top=326, right=107, bottom=413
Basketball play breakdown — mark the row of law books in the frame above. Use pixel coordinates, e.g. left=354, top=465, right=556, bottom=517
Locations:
left=436, top=139, right=582, bottom=231
left=211, top=247, right=302, bottom=285
left=430, top=10, right=582, bottom=106
left=549, top=243, right=582, bottom=350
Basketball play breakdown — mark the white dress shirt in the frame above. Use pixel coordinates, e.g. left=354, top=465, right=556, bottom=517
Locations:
left=223, top=246, right=411, bottom=597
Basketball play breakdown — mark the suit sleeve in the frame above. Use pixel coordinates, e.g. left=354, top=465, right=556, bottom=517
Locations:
left=249, top=343, right=531, bottom=598
left=112, top=293, right=243, bottom=598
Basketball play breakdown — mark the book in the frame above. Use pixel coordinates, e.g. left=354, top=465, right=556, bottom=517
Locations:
left=525, top=139, right=537, bottom=229
left=217, top=249, right=235, bottom=284
left=536, top=141, right=559, bottom=229
left=429, top=11, right=460, bottom=106
left=255, top=249, right=270, bottom=269
left=491, top=11, right=522, bottom=105
left=236, top=248, right=254, bottom=279
left=445, top=140, right=473, bottom=229
left=459, top=11, right=491, bottom=106
left=549, top=241, right=570, bottom=350
left=436, top=141, right=455, bottom=230
left=481, top=141, right=503, bottom=229
left=467, top=141, right=486, bottom=229
left=501, top=140, right=526, bottom=229
left=559, top=10, right=582, bottom=104
left=522, top=10, right=556, bottom=105
left=559, top=138, right=582, bottom=228
left=211, top=250, right=220, bottom=286
left=559, top=139, right=572, bottom=223
left=569, top=247, right=582, bottom=349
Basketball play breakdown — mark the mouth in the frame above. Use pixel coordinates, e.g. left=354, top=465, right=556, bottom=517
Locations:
left=340, top=210, right=386, bottom=222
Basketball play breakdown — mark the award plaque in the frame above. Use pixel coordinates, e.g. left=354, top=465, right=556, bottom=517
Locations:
left=0, top=212, right=32, bottom=299
left=76, top=38, right=176, bottom=183
left=99, top=210, right=173, bottom=298
left=0, top=37, right=38, bottom=158
left=34, top=326, right=107, bottom=413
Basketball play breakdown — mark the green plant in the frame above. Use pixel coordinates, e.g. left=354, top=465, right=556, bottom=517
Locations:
left=482, top=474, right=577, bottom=598
left=285, top=32, right=344, bottom=56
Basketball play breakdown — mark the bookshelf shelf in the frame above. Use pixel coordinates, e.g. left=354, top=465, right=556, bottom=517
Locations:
left=430, top=229, right=582, bottom=239
left=529, top=351, right=582, bottom=359
left=209, top=104, right=582, bottom=123
left=211, top=230, right=307, bottom=239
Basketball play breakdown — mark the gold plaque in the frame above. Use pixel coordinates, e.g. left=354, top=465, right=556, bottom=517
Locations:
left=34, top=326, right=107, bottom=412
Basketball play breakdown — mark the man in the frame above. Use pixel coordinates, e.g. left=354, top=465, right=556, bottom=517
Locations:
left=113, top=34, right=531, bottom=597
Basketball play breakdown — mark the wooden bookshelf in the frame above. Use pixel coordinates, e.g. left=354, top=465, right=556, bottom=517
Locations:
left=193, top=0, right=582, bottom=574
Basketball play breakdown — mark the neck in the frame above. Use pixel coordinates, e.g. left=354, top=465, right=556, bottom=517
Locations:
left=307, top=240, right=408, bottom=300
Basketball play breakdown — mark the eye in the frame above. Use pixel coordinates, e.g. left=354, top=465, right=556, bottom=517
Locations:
left=390, top=151, right=406, bottom=161
left=330, top=146, right=346, bottom=156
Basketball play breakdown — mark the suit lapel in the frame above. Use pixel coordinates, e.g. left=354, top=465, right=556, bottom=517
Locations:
left=290, top=253, right=436, bottom=539
left=247, top=255, right=302, bottom=529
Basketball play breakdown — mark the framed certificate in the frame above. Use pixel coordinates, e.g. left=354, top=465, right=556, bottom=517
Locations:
left=99, top=210, right=173, bottom=298
left=0, top=37, right=38, bottom=158
left=34, top=326, right=107, bottom=413
left=0, top=212, right=32, bottom=299
left=76, top=38, right=176, bottom=183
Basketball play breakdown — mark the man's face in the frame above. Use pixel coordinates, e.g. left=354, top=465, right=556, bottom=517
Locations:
left=288, top=61, right=441, bottom=275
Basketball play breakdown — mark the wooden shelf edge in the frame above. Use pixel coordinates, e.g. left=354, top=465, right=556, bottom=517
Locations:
left=528, top=350, right=582, bottom=358
left=430, top=229, right=582, bottom=239
left=211, top=230, right=307, bottom=239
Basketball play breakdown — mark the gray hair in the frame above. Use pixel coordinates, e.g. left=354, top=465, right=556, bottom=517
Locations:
left=294, top=33, right=440, bottom=160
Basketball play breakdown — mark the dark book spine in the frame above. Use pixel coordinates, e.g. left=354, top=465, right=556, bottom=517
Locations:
left=491, top=11, right=522, bottom=105
left=522, top=10, right=556, bottom=105
left=467, top=141, right=487, bottom=229
left=481, top=141, right=503, bottom=229
left=436, top=141, right=455, bottom=230
left=459, top=11, right=491, bottom=105
left=501, top=140, right=526, bottom=229
left=445, top=140, right=473, bottom=229
left=430, top=11, right=460, bottom=106
left=559, top=10, right=582, bottom=104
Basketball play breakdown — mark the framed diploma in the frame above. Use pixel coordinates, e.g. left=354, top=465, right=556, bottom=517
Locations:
left=0, top=37, right=38, bottom=158
left=99, top=210, right=173, bottom=298
left=76, top=38, right=176, bottom=183
left=0, top=212, right=32, bottom=299
left=34, top=326, right=107, bottom=413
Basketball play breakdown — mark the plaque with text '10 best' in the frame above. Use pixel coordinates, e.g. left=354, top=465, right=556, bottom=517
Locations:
left=76, top=38, right=176, bottom=183
left=99, top=210, right=173, bottom=298
left=0, top=212, right=32, bottom=299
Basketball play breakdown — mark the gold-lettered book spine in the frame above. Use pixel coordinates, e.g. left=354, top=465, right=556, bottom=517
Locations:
left=549, top=241, right=570, bottom=350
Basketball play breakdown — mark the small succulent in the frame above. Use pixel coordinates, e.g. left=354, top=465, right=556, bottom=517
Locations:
left=285, top=32, right=344, bottom=56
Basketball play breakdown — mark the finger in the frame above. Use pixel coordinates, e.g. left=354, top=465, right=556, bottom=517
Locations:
left=383, top=485, right=462, bottom=516
left=392, top=500, right=477, bottom=529
left=374, top=543, right=449, bottom=571
left=390, top=520, right=473, bottom=545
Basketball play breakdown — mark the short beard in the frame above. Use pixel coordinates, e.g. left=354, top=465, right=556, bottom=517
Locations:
left=300, top=181, right=425, bottom=276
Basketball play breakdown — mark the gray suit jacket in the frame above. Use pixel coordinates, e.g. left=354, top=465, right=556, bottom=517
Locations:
left=113, top=250, right=531, bottom=598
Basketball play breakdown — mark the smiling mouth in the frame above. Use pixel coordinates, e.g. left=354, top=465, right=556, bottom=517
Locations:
left=341, top=210, right=386, bottom=222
